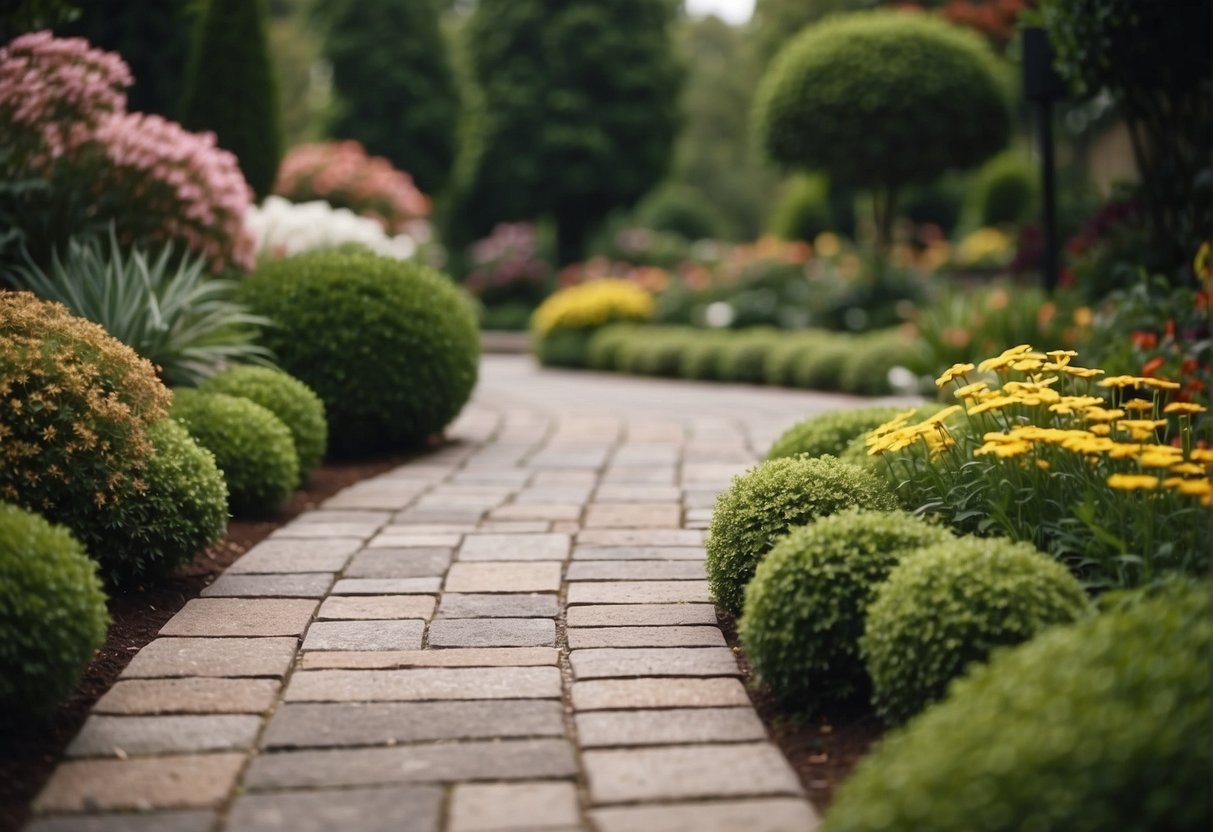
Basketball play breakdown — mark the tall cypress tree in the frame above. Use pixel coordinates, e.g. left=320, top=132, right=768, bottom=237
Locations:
left=179, top=0, right=282, bottom=200
left=318, top=0, right=461, bottom=196
left=457, top=0, right=683, bottom=263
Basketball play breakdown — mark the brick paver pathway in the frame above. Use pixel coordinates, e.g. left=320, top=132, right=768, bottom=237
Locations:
left=28, top=356, right=899, bottom=832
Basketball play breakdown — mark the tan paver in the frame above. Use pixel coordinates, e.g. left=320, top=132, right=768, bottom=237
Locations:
left=301, top=647, right=558, bottom=670
left=583, top=744, right=802, bottom=804
left=120, top=638, right=297, bottom=679
left=33, top=753, right=245, bottom=812
left=459, top=533, right=571, bottom=561
left=569, top=647, right=740, bottom=679
left=567, top=626, right=725, bottom=649
left=591, top=799, right=819, bottom=832
left=158, top=599, right=318, bottom=638
left=317, top=595, right=436, bottom=621
left=445, top=562, right=563, bottom=593
left=575, top=708, right=766, bottom=747
left=67, top=715, right=262, bottom=757
left=284, top=666, right=563, bottom=702
left=94, top=678, right=280, bottom=715
left=584, top=504, right=682, bottom=529
left=449, top=782, right=580, bottom=831
left=566, top=604, right=718, bottom=627
left=566, top=581, right=711, bottom=605
left=571, top=678, right=751, bottom=711
left=226, top=786, right=442, bottom=832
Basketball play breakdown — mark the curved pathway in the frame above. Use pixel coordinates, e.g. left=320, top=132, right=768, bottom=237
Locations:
left=27, top=356, right=901, bottom=832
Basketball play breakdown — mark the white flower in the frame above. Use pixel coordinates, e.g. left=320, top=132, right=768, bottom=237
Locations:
left=244, top=196, right=419, bottom=260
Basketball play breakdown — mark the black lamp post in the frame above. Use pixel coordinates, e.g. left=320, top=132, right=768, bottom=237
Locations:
left=1023, top=27, right=1066, bottom=294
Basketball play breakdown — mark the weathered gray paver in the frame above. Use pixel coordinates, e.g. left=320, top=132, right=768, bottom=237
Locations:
left=302, top=619, right=425, bottom=651
left=445, top=561, right=563, bottom=593
left=158, top=599, right=318, bottom=637
left=459, top=533, right=570, bottom=561
left=566, top=581, right=711, bottom=605
left=300, top=647, right=558, bottom=670
left=331, top=577, right=443, bottom=595
left=583, top=744, right=802, bottom=804
left=584, top=504, right=682, bottom=529
left=569, top=647, right=740, bottom=679
left=567, top=626, right=725, bottom=649
left=94, top=678, right=281, bottom=715
left=577, top=529, right=703, bottom=547
left=262, top=700, right=566, bottom=748
left=25, top=811, right=218, bottom=832
left=571, top=546, right=705, bottom=560
left=200, top=573, right=334, bottom=598
left=344, top=547, right=452, bottom=578
left=34, top=753, right=245, bottom=812
left=576, top=708, right=766, bottom=747
left=427, top=617, right=556, bottom=648
left=225, top=538, right=362, bottom=574
left=565, top=560, right=705, bottom=581
left=565, top=604, right=719, bottom=627
left=572, top=678, right=751, bottom=711
left=120, top=638, right=297, bottom=679
left=449, top=782, right=581, bottom=831
left=284, top=666, right=563, bottom=702
left=436, top=593, right=560, bottom=618
left=317, top=595, right=436, bottom=621
left=67, top=714, right=262, bottom=757
left=226, top=786, right=442, bottom=832
left=591, top=799, right=819, bottom=832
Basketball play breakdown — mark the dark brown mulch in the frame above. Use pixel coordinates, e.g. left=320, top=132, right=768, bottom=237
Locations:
left=0, top=453, right=412, bottom=832
left=717, top=613, right=884, bottom=813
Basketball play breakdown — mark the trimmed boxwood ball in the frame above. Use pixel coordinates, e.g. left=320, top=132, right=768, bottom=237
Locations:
left=239, top=250, right=479, bottom=457
left=838, top=331, right=917, bottom=396
left=706, top=455, right=898, bottom=614
left=0, top=503, right=109, bottom=716
left=825, top=580, right=1211, bottom=832
left=862, top=536, right=1091, bottom=725
left=586, top=324, right=642, bottom=371
left=716, top=329, right=782, bottom=384
left=762, top=332, right=826, bottom=387
left=791, top=337, right=853, bottom=390
left=740, top=509, right=952, bottom=709
left=170, top=390, right=299, bottom=518
left=766, top=406, right=905, bottom=461
left=200, top=365, right=328, bottom=479
left=679, top=333, right=730, bottom=381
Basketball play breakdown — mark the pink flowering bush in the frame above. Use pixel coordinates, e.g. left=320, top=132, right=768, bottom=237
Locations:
left=274, top=141, right=429, bottom=234
left=463, top=223, right=550, bottom=306
left=0, top=32, right=254, bottom=272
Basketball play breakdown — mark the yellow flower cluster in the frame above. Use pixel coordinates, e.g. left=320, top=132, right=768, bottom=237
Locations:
left=529, top=279, right=654, bottom=338
left=954, top=227, right=1013, bottom=269
left=869, top=344, right=1211, bottom=505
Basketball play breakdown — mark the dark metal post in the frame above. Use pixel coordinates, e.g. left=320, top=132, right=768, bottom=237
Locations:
left=1023, top=27, right=1066, bottom=295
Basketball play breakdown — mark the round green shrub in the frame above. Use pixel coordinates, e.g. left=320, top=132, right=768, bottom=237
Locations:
left=679, top=333, right=731, bottom=381
left=587, top=324, right=642, bottom=370
left=631, top=329, right=696, bottom=377
left=862, top=536, right=1092, bottom=724
left=768, top=174, right=833, bottom=242
left=239, top=250, right=480, bottom=457
left=825, top=580, right=1211, bottom=832
left=790, top=337, right=853, bottom=390
left=766, top=405, right=905, bottom=461
left=170, top=390, right=299, bottom=518
left=900, top=172, right=967, bottom=234
left=966, top=150, right=1036, bottom=227
left=754, top=11, right=1010, bottom=193
left=200, top=366, right=328, bottom=478
left=715, top=328, right=782, bottom=384
left=535, top=328, right=594, bottom=368
left=740, top=509, right=952, bottom=709
left=839, top=330, right=917, bottom=396
left=706, top=455, right=898, bottom=614
left=762, top=332, right=827, bottom=387
left=0, top=503, right=109, bottom=716
left=634, top=183, right=725, bottom=241
left=837, top=432, right=874, bottom=467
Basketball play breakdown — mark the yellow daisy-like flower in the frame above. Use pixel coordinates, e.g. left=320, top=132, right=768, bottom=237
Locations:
left=1088, top=424, right=1111, bottom=436
left=868, top=409, right=920, bottom=442
left=1009, top=357, right=1045, bottom=372
left=1191, top=449, right=1213, bottom=463
left=1122, top=399, right=1154, bottom=412
left=1163, top=477, right=1212, bottom=501
left=1049, top=396, right=1107, bottom=415
left=1054, top=366, right=1105, bottom=379
left=1035, top=459, right=1050, bottom=470
left=1097, top=375, right=1144, bottom=388
left=975, top=440, right=1032, bottom=459
left=967, top=396, right=1018, bottom=415
left=1142, top=378, right=1181, bottom=391
left=1169, top=462, right=1208, bottom=477
left=1138, top=450, right=1182, bottom=469
left=953, top=381, right=989, bottom=400
left=1107, top=443, right=1145, bottom=460
left=936, top=363, right=975, bottom=387
left=1083, top=407, right=1125, bottom=422
left=1107, top=473, right=1160, bottom=491
left=923, top=405, right=963, bottom=425
left=1163, top=402, right=1208, bottom=415
left=1114, top=419, right=1167, bottom=440
left=977, top=345, right=1040, bottom=374
left=1045, top=349, right=1078, bottom=365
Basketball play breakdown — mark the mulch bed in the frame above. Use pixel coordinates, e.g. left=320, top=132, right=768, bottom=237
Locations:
left=0, top=453, right=411, bottom=832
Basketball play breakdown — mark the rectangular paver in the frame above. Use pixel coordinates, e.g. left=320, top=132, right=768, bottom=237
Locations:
left=572, top=546, right=705, bottom=561
left=284, top=666, right=563, bottom=702
left=368, top=532, right=463, bottom=548
left=583, top=744, right=802, bottom=804
left=567, top=626, right=724, bottom=649
left=159, top=599, right=318, bottom=638
left=565, top=561, right=705, bottom=581
left=459, top=534, right=570, bottom=561
left=489, top=504, right=582, bottom=521
left=584, top=504, right=682, bottom=529
left=33, top=753, right=245, bottom=812
left=445, top=562, right=563, bottom=593
left=67, top=715, right=262, bottom=757
left=437, top=594, right=560, bottom=619
left=93, top=678, right=280, bottom=715
left=244, top=739, right=578, bottom=790
left=345, top=548, right=452, bottom=579
left=226, top=539, right=362, bottom=574
left=301, top=647, right=558, bottom=670
left=200, top=573, right=333, bottom=598
left=120, top=638, right=297, bottom=679
left=572, top=678, right=750, bottom=711
left=575, top=708, right=766, bottom=747
left=566, top=581, right=710, bottom=605
left=590, top=798, right=818, bottom=832
left=302, top=620, right=424, bottom=652
left=566, top=604, right=718, bottom=627
left=226, top=786, right=442, bottom=832
left=570, top=647, right=739, bottom=679
left=576, top=530, right=704, bottom=546
left=25, top=811, right=217, bottom=832
left=317, top=595, right=435, bottom=621
left=427, top=618, right=556, bottom=648
left=261, top=700, right=565, bottom=749
left=332, top=578, right=443, bottom=595
left=449, top=782, right=580, bottom=832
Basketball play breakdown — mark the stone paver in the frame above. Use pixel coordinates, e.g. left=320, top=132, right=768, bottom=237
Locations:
left=284, top=666, right=563, bottom=702
left=571, top=546, right=705, bottom=560
left=572, top=678, right=751, bottom=711
left=566, top=581, right=711, bottom=605
left=591, top=799, right=818, bottom=832
left=569, top=647, right=740, bottom=679
left=120, top=638, right=297, bottom=679
left=445, top=562, right=563, bottom=593
left=567, top=626, right=725, bottom=649
left=345, top=548, right=452, bottom=578
left=225, top=538, right=362, bottom=573
left=300, top=647, right=557, bottom=670
left=427, top=618, right=556, bottom=648
left=332, top=577, right=443, bottom=595
left=576, top=708, right=766, bottom=747
left=584, top=504, right=682, bottom=528
left=158, top=599, right=318, bottom=637
left=200, top=573, right=334, bottom=598
left=459, top=533, right=570, bottom=561
left=317, top=595, right=436, bottom=621
left=583, top=744, right=802, bottom=804
left=577, top=529, right=704, bottom=546
left=34, top=753, right=245, bottom=812
left=302, top=619, right=425, bottom=651
left=262, top=701, right=565, bottom=749
left=437, top=594, right=560, bottom=618
left=94, top=678, right=280, bottom=715
left=565, top=560, right=705, bottom=581
left=67, top=714, right=262, bottom=757
left=566, top=604, right=719, bottom=627
left=227, top=786, right=442, bottom=832
left=449, top=782, right=581, bottom=832
left=25, top=811, right=217, bottom=832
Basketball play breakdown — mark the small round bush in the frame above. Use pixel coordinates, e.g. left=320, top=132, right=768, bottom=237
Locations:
left=967, top=150, right=1036, bottom=227
left=825, top=580, right=1211, bottom=832
left=636, top=330, right=696, bottom=377
left=740, top=509, right=952, bottom=709
left=768, top=174, right=833, bottom=243
left=170, top=390, right=299, bottom=518
left=239, top=250, right=479, bottom=457
left=0, top=503, right=109, bottom=717
left=715, top=329, right=782, bottom=384
left=586, top=324, right=642, bottom=370
left=634, top=183, right=724, bottom=241
left=791, top=337, right=853, bottom=390
left=706, top=455, right=898, bottom=614
left=862, top=536, right=1091, bottom=724
left=679, top=333, right=731, bottom=381
left=762, top=332, right=827, bottom=386
left=838, top=330, right=916, bottom=396
left=200, top=366, right=328, bottom=478
left=766, top=405, right=905, bottom=461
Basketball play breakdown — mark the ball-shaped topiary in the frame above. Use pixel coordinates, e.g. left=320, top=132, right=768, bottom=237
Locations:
left=838, top=330, right=917, bottom=396
left=791, top=337, right=853, bottom=390
left=966, top=150, right=1036, bottom=227
left=766, top=406, right=906, bottom=461
left=825, top=579, right=1211, bottom=832
left=706, top=455, right=898, bottom=614
left=740, top=509, right=953, bottom=709
left=862, top=536, right=1092, bottom=725
left=0, top=503, right=109, bottom=716
left=0, top=292, right=171, bottom=574
left=170, top=390, right=299, bottom=518
left=200, top=365, right=328, bottom=478
left=239, top=250, right=479, bottom=457
left=715, top=329, right=782, bottom=384
left=679, top=333, right=730, bottom=381
left=762, top=332, right=826, bottom=387
left=768, top=174, right=833, bottom=243
left=586, top=324, right=643, bottom=371
left=634, top=183, right=725, bottom=242
left=754, top=11, right=1010, bottom=196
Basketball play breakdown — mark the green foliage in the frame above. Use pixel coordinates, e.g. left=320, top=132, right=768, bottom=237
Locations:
left=239, top=250, right=480, bottom=457
left=318, top=0, right=460, bottom=196
left=826, top=580, right=1211, bottom=832
left=839, top=329, right=920, bottom=396
left=749, top=0, right=880, bottom=69
left=200, top=366, right=327, bottom=479
left=586, top=324, right=644, bottom=371
left=862, top=536, right=1092, bottom=724
left=715, top=328, right=782, bottom=384
left=1, top=292, right=172, bottom=572
left=678, top=331, right=731, bottom=380
left=768, top=174, right=833, bottom=243
left=706, top=455, right=898, bottom=614
left=95, top=418, right=228, bottom=586
left=754, top=11, right=1010, bottom=233
left=633, top=184, right=724, bottom=242
left=900, top=172, right=967, bottom=234
left=180, top=0, right=282, bottom=198
left=5, top=230, right=272, bottom=387
left=457, top=0, right=683, bottom=262
left=767, top=406, right=907, bottom=461
left=740, top=509, right=952, bottom=708
left=965, top=150, right=1037, bottom=227
left=170, top=389, right=298, bottom=518
left=791, top=337, right=854, bottom=390
left=0, top=503, right=108, bottom=717
left=761, top=331, right=828, bottom=386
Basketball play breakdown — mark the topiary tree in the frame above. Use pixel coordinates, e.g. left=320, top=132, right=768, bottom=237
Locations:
left=633, top=183, right=725, bottom=242
left=316, top=0, right=460, bottom=197
left=753, top=10, right=1010, bottom=253
left=825, top=579, right=1211, bottom=832
left=179, top=0, right=282, bottom=199
left=456, top=0, right=683, bottom=264
left=1039, top=0, right=1211, bottom=273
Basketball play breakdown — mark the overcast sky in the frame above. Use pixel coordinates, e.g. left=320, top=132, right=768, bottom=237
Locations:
left=685, top=0, right=755, bottom=25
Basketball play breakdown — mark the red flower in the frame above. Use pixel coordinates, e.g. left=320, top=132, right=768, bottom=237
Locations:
left=1141, top=356, right=1166, bottom=377
left=1131, top=330, right=1158, bottom=350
